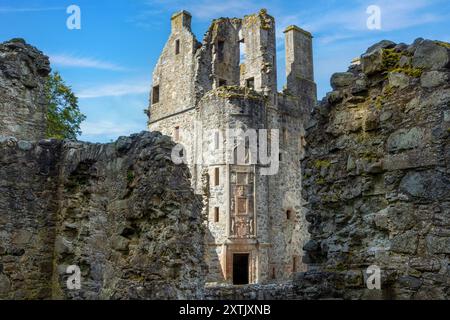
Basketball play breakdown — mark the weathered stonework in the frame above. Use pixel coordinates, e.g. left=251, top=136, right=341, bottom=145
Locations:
left=0, top=39, right=205, bottom=300
left=0, top=39, right=50, bottom=140
left=148, top=9, right=316, bottom=284
left=299, top=39, right=450, bottom=299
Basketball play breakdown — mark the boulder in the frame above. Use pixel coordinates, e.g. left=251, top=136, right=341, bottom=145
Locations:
left=388, top=72, right=410, bottom=89
left=361, top=48, right=384, bottom=75
left=331, top=72, right=355, bottom=89
left=420, top=71, right=449, bottom=88
left=365, top=40, right=396, bottom=54
left=412, top=40, right=450, bottom=70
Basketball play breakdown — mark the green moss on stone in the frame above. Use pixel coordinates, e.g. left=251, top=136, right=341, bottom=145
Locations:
left=314, top=159, right=331, bottom=169
left=382, top=48, right=401, bottom=71
left=316, top=178, right=326, bottom=185
left=215, top=85, right=265, bottom=102
left=381, top=48, right=422, bottom=78
left=435, top=41, right=450, bottom=49
left=391, top=67, right=423, bottom=78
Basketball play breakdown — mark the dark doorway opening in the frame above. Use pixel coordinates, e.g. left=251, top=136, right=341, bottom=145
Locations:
left=233, top=253, right=249, bottom=285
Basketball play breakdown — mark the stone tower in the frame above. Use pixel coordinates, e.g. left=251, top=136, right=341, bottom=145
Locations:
left=148, top=9, right=316, bottom=285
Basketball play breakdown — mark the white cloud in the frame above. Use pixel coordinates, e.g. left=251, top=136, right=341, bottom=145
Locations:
left=0, top=6, right=64, bottom=13
left=276, top=0, right=447, bottom=44
left=50, top=54, right=127, bottom=71
left=76, top=81, right=149, bottom=99
left=142, top=0, right=262, bottom=21
left=81, top=120, right=144, bottom=137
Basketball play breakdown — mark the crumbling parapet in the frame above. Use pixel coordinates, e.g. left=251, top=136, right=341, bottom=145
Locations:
left=0, top=38, right=51, bottom=140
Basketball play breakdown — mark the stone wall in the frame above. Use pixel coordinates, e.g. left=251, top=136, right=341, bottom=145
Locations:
left=0, top=39, right=50, bottom=140
left=0, top=133, right=206, bottom=300
left=299, top=39, right=450, bottom=299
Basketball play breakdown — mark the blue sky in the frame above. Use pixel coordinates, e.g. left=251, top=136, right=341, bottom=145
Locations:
left=1, top=0, right=449, bottom=142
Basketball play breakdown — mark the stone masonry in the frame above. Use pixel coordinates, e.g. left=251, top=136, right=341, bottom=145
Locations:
left=298, top=39, right=450, bottom=299
left=148, top=9, right=316, bottom=284
left=0, top=39, right=205, bottom=300
left=1, top=23, right=449, bottom=301
left=0, top=39, right=50, bottom=140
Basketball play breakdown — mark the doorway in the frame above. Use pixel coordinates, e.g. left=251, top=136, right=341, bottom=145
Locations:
left=233, top=253, right=249, bottom=285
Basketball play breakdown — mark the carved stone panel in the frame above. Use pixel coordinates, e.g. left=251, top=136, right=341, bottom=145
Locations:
left=230, top=168, right=255, bottom=238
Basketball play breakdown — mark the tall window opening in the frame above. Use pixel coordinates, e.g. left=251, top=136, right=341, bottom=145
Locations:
left=239, top=39, right=246, bottom=65
left=283, top=128, right=288, bottom=144
left=174, top=126, right=180, bottom=141
left=152, top=85, right=160, bottom=104
left=214, top=207, right=220, bottom=222
left=214, top=131, right=220, bottom=150
left=286, top=209, right=292, bottom=220
left=217, top=40, right=225, bottom=62
left=175, top=39, right=180, bottom=55
left=214, top=167, right=220, bottom=186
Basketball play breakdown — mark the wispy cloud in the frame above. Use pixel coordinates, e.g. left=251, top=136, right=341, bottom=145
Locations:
left=184, top=0, right=262, bottom=20
left=50, top=54, right=127, bottom=71
left=0, top=6, right=64, bottom=13
left=76, top=80, right=149, bottom=99
left=138, top=0, right=262, bottom=22
left=81, top=120, right=145, bottom=137
left=276, top=0, right=447, bottom=44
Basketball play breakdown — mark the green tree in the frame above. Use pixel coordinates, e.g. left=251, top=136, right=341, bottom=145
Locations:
left=45, top=72, right=86, bottom=140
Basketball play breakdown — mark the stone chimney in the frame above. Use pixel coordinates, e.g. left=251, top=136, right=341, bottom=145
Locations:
left=171, top=10, right=192, bottom=33
left=284, top=25, right=317, bottom=111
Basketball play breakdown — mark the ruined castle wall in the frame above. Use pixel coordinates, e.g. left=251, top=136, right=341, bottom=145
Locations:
left=0, top=133, right=206, bottom=300
left=0, top=39, right=51, bottom=140
left=149, top=11, right=199, bottom=121
left=0, top=137, right=60, bottom=299
left=267, top=104, right=309, bottom=281
left=240, top=11, right=277, bottom=97
left=149, top=109, right=199, bottom=191
left=199, top=19, right=242, bottom=90
left=299, top=39, right=450, bottom=299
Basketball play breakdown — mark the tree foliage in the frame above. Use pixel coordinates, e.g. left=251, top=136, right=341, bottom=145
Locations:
left=45, top=72, right=86, bottom=140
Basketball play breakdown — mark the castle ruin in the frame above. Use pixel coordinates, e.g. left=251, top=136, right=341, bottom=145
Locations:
left=147, top=9, right=316, bottom=284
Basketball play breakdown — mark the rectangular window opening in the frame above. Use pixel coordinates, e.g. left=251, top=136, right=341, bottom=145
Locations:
left=152, top=85, right=160, bottom=104
left=214, top=131, right=220, bottom=150
left=217, top=40, right=225, bottom=62
left=239, top=40, right=246, bottom=65
left=214, top=167, right=220, bottom=186
left=175, top=39, right=180, bottom=55
left=246, top=77, right=255, bottom=90
left=286, top=210, right=292, bottom=220
left=214, top=207, right=220, bottom=222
